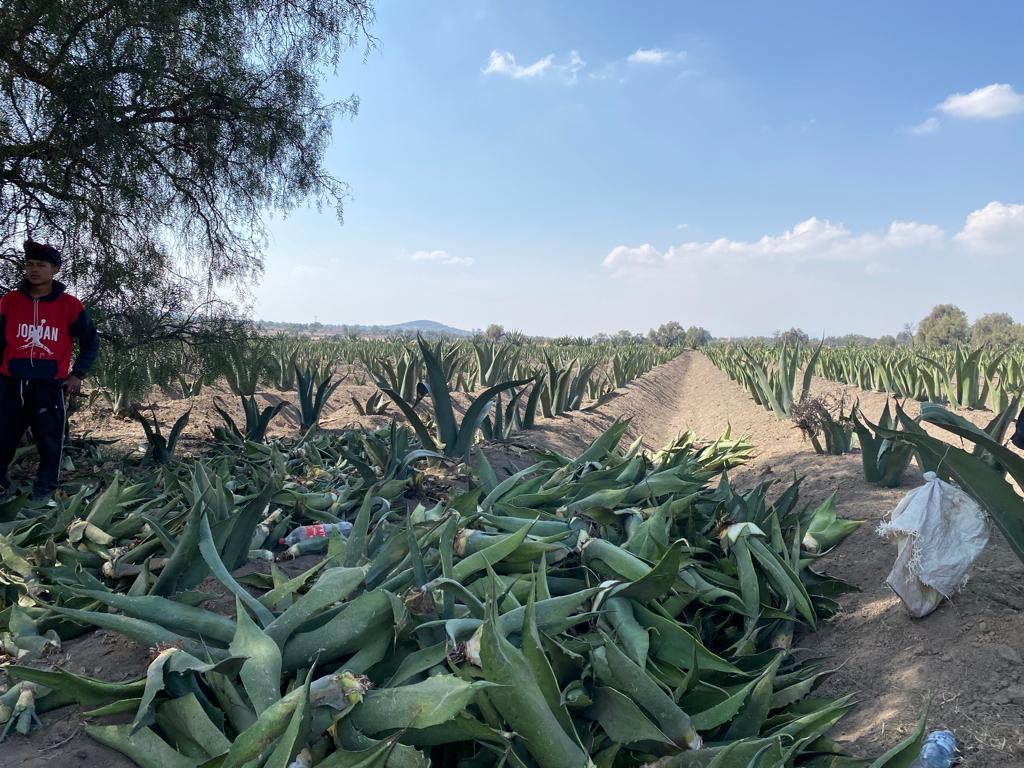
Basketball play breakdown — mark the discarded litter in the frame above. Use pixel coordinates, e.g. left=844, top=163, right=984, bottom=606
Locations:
left=878, top=472, right=989, bottom=618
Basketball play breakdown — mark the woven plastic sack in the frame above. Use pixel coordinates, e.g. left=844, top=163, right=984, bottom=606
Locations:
left=877, top=471, right=989, bottom=618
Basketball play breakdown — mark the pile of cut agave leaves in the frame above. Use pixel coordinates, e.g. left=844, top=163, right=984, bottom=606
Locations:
left=0, top=420, right=931, bottom=767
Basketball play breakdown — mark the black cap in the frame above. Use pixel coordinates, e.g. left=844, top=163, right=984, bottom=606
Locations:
left=24, top=240, right=62, bottom=268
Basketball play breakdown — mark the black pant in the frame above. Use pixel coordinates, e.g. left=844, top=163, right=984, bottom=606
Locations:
left=0, top=376, right=66, bottom=496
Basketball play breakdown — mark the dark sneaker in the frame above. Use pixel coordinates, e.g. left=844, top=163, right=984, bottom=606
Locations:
left=29, top=491, right=54, bottom=504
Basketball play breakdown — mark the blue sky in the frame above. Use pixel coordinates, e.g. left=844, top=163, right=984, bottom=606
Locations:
left=254, top=1, right=1024, bottom=338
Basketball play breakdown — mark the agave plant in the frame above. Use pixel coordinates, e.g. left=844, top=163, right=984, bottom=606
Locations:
left=539, top=352, right=577, bottom=417
left=850, top=401, right=915, bottom=487
left=706, top=340, right=824, bottom=420
left=363, top=345, right=422, bottom=402
left=93, top=347, right=154, bottom=417
left=473, top=341, right=521, bottom=387
left=213, top=396, right=287, bottom=443
left=266, top=339, right=302, bottom=391
left=130, top=407, right=191, bottom=464
left=383, top=336, right=530, bottom=457
left=294, top=364, right=344, bottom=432
left=792, top=393, right=854, bottom=456
left=351, top=390, right=390, bottom=416
left=479, top=386, right=529, bottom=441
left=218, top=341, right=269, bottom=397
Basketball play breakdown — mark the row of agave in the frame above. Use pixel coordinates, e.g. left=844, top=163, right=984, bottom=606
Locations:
left=704, top=337, right=1024, bottom=565
left=817, top=344, right=1017, bottom=411
left=377, top=337, right=653, bottom=455
left=703, top=342, right=823, bottom=420
left=91, top=334, right=678, bottom=420
left=704, top=340, right=1024, bottom=507
left=204, top=336, right=673, bottom=460
left=708, top=340, right=1024, bottom=412
left=0, top=413, right=941, bottom=765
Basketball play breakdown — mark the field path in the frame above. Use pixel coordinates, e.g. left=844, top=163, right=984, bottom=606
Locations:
left=532, top=350, right=1024, bottom=765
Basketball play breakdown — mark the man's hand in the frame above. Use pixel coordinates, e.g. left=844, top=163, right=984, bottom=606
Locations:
left=63, top=375, right=83, bottom=398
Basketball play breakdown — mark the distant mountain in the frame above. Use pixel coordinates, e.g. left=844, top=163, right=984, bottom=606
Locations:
left=385, top=320, right=473, bottom=337
left=258, top=318, right=474, bottom=337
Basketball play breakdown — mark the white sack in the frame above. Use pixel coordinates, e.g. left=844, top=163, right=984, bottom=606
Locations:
left=877, top=471, right=989, bottom=618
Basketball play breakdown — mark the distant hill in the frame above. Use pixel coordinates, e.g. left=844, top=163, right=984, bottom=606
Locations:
left=258, top=319, right=475, bottom=337
left=386, top=320, right=473, bottom=336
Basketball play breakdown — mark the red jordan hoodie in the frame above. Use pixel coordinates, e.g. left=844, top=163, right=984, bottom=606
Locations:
left=0, top=280, right=100, bottom=381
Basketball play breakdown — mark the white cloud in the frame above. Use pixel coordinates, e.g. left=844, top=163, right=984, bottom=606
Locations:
left=604, top=203, right=1024, bottom=276
left=882, top=221, right=945, bottom=248
left=627, top=48, right=686, bottom=65
left=483, top=50, right=553, bottom=79
left=938, top=83, right=1024, bottom=119
left=566, top=50, right=586, bottom=84
left=407, top=249, right=474, bottom=267
left=954, top=201, right=1024, bottom=253
left=602, top=243, right=665, bottom=269
left=603, top=216, right=946, bottom=274
left=911, top=116, right=941, bottom=135
left=483, top=50, right=585, bottom=83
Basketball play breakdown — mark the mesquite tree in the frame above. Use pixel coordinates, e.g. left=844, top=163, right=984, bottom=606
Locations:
left=0, top=0, right=374, bottom=344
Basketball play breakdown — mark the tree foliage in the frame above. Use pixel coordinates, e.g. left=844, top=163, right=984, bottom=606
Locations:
left=647, top=321, right=685, bottom=347
left=0, top=0, right=374, bottom=341
left=915, top=304, right=969, bottom=347
left=647, top=322, right=711, bottom=348
left=775, top=327, right=809, bottom=347
left=611, top=329, right=643, bottom=346
left=895, top=324, right=915, bottom=346
left=685, top=325, right=712, bottom=348
left=484, top=323, right=505, bottom=342
left=970, top=312, right=1023, bottom=348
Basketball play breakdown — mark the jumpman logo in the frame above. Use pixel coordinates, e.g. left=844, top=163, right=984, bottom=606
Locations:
left=17, top=320, right=54, bottom=355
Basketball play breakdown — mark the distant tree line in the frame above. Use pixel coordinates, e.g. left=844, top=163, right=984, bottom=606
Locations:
left=265, top=307, right=1024, bottom=350
left=914, top=305, right=1024, bottom=347
left=732, top=306, right=1024, bottom=349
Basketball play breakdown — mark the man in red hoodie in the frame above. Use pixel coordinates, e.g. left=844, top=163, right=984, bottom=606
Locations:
left=0, top=241, right=100, bottom=501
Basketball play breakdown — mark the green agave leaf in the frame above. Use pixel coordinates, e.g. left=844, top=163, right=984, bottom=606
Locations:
left=723, top=652, right=784, bottom=740
left=85, top=723, right=197, bottom=768
left=263, top=669, right=313, bottom=768
left=802, top=494, right=863, bottom=553
left=7, top=665, right=146, bottom=711
left=155, top=693, right=232, bottom=759
left=585, top=686, right=674, bottom=747
left=477, top=595, right=589, bottom=768
left=230, top=596, right=282, bottom=716
left=350, top=676, right=488, bottom=734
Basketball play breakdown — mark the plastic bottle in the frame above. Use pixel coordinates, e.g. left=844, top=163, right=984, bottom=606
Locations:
left=279, top=522, right=353, bottom=547
left=910, top=730, right=957, bottom=768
